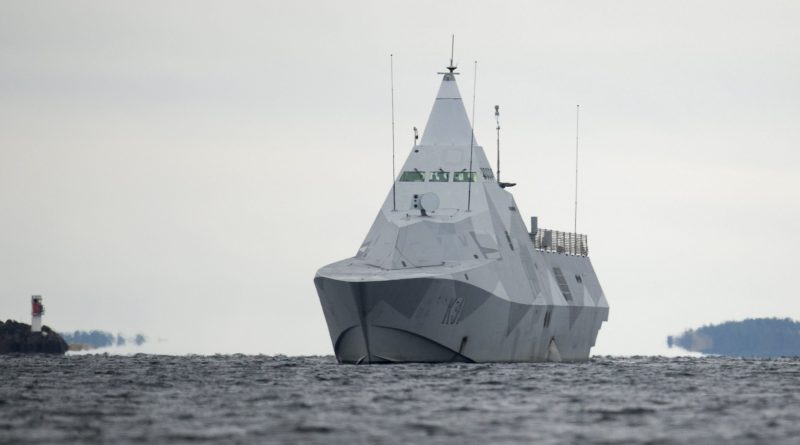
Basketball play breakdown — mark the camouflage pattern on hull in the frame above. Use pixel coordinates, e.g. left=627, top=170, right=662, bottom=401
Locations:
left=316, top=276, right=608, bottom=363
left=316, top=252, right=608, bottom=363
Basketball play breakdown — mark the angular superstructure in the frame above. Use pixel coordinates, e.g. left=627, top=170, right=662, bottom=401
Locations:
left=314, top=63, right=609, bottom=364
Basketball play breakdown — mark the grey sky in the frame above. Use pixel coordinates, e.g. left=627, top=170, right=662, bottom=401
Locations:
left=1, top=1, right=798, bottom=354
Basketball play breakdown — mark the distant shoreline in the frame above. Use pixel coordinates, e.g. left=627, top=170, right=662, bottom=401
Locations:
left=668, top=318, right=800, bottom=357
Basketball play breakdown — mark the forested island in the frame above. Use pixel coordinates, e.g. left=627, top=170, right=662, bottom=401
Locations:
left=668, top=318, right=800, bottom=357
left=60, top=330, right=146, bottom=350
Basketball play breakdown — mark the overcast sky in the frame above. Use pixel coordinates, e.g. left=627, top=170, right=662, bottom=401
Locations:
left=1, top=1, right=798, bottom=355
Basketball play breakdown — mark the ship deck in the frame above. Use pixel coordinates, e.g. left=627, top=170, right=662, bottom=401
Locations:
left=316, top=257, right=493, bottom=282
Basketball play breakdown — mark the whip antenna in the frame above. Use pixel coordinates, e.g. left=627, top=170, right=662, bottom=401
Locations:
left=495, top=105, right=500, bottom=182
left=389, top=54, right=397, bottom=212
left=467, top=60, right=477, bottom=212
left=574, top=104, right=579, bottom=233
left=450, top=35, right=454, bottom=67
left=390, top=54, right=397, bottom=212
left=447, top=35, right=456, bottom=73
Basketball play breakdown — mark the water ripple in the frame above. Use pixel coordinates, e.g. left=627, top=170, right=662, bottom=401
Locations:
left=2, top=355, right=800, bottom=444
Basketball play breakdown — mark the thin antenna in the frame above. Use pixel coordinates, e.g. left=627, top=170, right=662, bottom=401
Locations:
left=447, top=35, right=457, bottom=73
left=390, top=54, right=397, bottom=212
left=450, top=34, right=456, bottom=66
left=574, top=104, right=580, bottom=233
left=450, top=35, right=454, bottom=65
left=467, top=60, right=477, bottom=212
left=495, top=105, right=500, bottom=182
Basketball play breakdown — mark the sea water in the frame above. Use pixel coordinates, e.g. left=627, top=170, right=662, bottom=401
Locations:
left=2, top=355, right=799, bottom=444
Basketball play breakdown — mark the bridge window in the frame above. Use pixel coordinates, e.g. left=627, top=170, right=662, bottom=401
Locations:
left=399, top=171, right=425, bottom=182
left=453, top=171, right=477, bottom=182
left=429, top=171, right=449, bottom=182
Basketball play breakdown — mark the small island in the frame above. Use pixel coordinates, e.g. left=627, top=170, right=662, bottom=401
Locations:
left=668, top=317, right=800, bottom=357
left=0, top=319, right=68, bottom=354
left=61, top=330, right=147, bottom=351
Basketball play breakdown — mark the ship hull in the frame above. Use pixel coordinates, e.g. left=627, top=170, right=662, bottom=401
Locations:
left=315, top=271, right=608, bottom=364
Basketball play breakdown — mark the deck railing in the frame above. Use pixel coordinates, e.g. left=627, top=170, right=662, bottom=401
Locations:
left=529, top=228, right=588, bottom=256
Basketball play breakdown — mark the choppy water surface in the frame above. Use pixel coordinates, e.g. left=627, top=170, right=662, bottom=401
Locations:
left=2, top=355, right=799, bottom=444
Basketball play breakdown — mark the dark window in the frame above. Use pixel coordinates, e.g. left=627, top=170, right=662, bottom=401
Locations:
left=429, top=171, right=449, bottom=182
left=400, top=171, right=425, bottom=182
left=453, top=171, right=477, bottom=182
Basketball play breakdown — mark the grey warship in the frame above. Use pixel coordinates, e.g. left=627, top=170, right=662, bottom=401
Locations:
left=314, top=59, right=609, bottom=364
